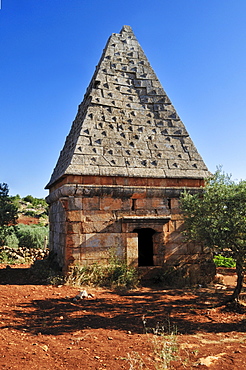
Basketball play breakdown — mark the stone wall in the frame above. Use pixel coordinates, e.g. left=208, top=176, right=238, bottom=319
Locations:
left=46, top=176, right=215, bottom=284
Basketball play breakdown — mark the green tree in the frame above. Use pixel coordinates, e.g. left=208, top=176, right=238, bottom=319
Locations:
left=23, top=195, right=47, bottom=208
left=180, top=169, right=246, bottom=303
left=0, top=183, right=18, bottom=246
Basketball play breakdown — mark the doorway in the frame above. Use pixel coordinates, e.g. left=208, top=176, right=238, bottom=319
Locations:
left=133, top=228, right=156, bottom=266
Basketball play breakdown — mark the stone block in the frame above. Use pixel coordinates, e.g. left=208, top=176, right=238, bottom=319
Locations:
left=80, top=246, right=110, bottom=261
left=83, top=155, right=109, bottom=167
left=99, top=166, right=128, bottom=177
left=170, top=198, right=180, bottom=210
left=67, top=247, right=81, bottom=260
left=67, top=222, right=82, bottom=235
left=100, top=197, right=123, bottom=211
left=149, top=198, right=167, bottom=210
left=125, top=233, right=138, bottom=266
left=165, top=242, right=188, bottom=258
left=98, top=232, right=121, bottom=247
left=165, top=252, right=201, bottom=265
left=103, top=156, right=125, bottom=167
left=82, top=222, right=108, bottom=234
left=85, top=212, right=115, bottom=223
left=66, top=210, right=83, bottom=222
left=78, top=146, right=104, bottom=156
left=166, top=230, right=184, bottom=244
left=128, top=168, right=165, bottom=178
left=82, top=197, right=100, bottom=211
left=118, top=198, right=131, bottom=212
left=135, top=198, right=147, bottom=209
left=101, top=220, right=122, bottom=233
left=79, top=165, right=100, bottom=176
left=66, top=234, right=81, bottom=249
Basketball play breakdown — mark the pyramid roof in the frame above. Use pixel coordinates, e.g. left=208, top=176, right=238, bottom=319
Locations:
left=46, top=25, right=209, bottom=188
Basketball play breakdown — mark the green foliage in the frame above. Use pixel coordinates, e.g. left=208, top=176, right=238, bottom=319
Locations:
left=24, top=210, right=38, bottom=218
left=15, top=224, right=48, bottom=250
left=180, top=167, right=246, bottom=300
left=23, top=195, right=34, bottom=203
left=10, top=194, right=21, bottom=208
left=67, top=251, right=139, bottom=289
left=20, top=195, right=48, bottom=223
left=213, top=255, right=236, bottom=268
left=0, top=185, right=48, bottom=253
left=180, top=168, right=246, bottom=260
left=4, top=232, right=19, bottom=249
left=23, top=195, right=47, bottom=208
left=0, top=183, right=18, bottom=246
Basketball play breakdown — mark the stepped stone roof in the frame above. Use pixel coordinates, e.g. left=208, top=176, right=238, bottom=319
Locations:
left=46, top=25, right=209, bottom=188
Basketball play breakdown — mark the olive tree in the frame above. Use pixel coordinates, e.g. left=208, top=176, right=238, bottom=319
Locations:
left=180, top=169, right=246, bottom=303
left=0, top=183, right=18, bottom=246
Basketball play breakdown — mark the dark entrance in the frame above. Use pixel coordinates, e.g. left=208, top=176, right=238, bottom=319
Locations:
left=133, top=228, right=156, bottom=266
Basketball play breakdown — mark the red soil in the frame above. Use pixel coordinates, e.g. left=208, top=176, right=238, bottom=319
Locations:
left=0, top=265, right=245, bottom=369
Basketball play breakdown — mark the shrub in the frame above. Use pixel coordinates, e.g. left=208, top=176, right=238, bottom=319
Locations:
left=67, top=251, right=139, bottom=289
left=10, top=194, right=21, bottom=208
left=15, top=224, right=48, bottom=249
left=5, top=232, right=19, bottom=249
left=24, top=210, right=38, bottom=218
left=23, top=195, right=47, bottom=208
left=213, top=254, right=236, bottom=268
left=0, top=183, right=18, bottom=246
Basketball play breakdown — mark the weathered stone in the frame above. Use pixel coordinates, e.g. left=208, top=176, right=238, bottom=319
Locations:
left=45, top=26, right=214, bottom=283
left=46, top=26, right=209, bottom=189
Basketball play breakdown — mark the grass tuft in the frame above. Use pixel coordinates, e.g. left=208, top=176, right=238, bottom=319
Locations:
left=128, top=316, right=179, bottom=370
left=66, top=249, right=139, bottom=289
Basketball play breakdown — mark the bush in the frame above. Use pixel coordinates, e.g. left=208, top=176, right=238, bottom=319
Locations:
left=5, top=232, right=19, bottom=249
left=0, top=183, right=18, bottom=246
left=15, top=224, right=48, bottom=250
left=24, top=210, right=38, bottom=218
left=67, top=252, right=139, bottom=289
left=213, top=254, right=236, bottom=268
left=23, top=195, right=47, bottom=208
left=10, top=194, right=21, bottom=208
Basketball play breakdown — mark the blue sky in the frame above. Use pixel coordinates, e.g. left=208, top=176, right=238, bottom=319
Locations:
left=1, top=0, right=246, bottom=198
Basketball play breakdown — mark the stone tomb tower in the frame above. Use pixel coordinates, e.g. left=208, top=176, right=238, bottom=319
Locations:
left=46, top=26, right=214, bottom=283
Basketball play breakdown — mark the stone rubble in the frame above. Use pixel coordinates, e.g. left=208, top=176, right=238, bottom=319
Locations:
left=0, top=245, right=49, bottom=263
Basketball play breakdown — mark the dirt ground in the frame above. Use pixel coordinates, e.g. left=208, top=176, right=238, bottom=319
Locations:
left=0, top=264, right=246, bottom=369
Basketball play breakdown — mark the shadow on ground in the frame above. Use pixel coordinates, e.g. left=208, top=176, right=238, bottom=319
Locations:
left=1, top=264, right=246, bottom=337
left=0, top=265, right=43, bottom=285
